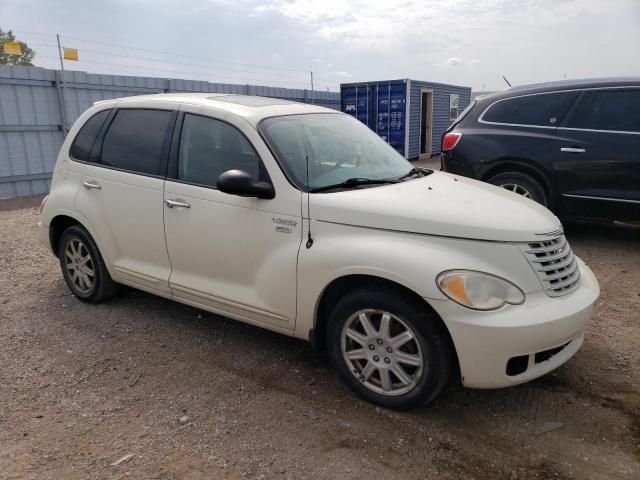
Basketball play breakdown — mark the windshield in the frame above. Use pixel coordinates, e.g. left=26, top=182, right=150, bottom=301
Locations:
left=260, top=113, right=415, bottom=191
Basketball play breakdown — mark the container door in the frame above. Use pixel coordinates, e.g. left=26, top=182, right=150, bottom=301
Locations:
left=376, top=82, right=406, bottom=155
left=342, top=85, right=374, bottom=128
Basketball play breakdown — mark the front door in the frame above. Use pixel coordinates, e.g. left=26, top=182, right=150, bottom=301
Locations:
left=75, top=107, right=176, bottom=293
left=420, top=91, right=433, bottom=157
left=163, top=107, right=302, bottom=332
left=556, top=89, right=640, bottom=220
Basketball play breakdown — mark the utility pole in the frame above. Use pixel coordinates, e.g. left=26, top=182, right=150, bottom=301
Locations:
left=56, top=34, right=70, bottom=135
left=310, top=71, right=314, bottom=104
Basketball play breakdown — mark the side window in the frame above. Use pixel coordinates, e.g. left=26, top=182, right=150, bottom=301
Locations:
left=564, top=92, right=592, bottom=129
left=449, top=94, right=460, bottom=121
left=101, top=109, right=173, bottom=176
left=69, top=109, right=110, bottom=161
left=588, top=90, right=640, bottom=133
left=178, top=114, right=261, bottom=188
left=483, top=91, right=578, bottom=126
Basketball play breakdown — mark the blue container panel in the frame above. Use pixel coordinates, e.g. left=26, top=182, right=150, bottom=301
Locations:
left=375, top=82, right=406, bottom=155
left=341, top=82, right=406, bottom=156
left=342, top=85, right=374, bottom=128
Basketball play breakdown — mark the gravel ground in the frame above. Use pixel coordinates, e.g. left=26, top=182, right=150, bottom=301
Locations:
left=1, top=196, right=638, bottom=480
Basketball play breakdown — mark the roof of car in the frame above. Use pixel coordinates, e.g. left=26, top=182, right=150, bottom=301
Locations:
left=95, top=93, right=338, bottom=125
left=476, top=76, right=640, bottom=104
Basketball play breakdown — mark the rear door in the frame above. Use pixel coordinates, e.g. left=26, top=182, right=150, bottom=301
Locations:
left=75, top=104, right=177, bottom=293
left=556, top=88, right=640, bottom=220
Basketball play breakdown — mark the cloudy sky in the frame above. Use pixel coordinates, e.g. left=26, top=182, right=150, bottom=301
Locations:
left=3, top=0, right=639, bottom=91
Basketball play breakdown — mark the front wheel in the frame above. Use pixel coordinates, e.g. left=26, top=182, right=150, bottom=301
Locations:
left=486, top=172, right=548, bottom=206
left=327, top=288, right=454, bottom=410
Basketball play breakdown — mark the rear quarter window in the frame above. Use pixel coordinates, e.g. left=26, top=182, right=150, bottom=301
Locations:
left=69, top=109, right=111, bottom=161
left=588, top=89, right=640, bottom=132
left=482, top=91, right=578, bottom=127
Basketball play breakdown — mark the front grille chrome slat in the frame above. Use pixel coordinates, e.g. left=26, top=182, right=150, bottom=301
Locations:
left=525, top=239, right=568, bottom=255
left=542, top=259, right=579, bottom=283
left=530, top=250, right=573, bottom=263
left=521, top=234, right=581, bottom=297
left=546, top=274, right=581, bottom=291
left=536, top=252, right=575, bottom=272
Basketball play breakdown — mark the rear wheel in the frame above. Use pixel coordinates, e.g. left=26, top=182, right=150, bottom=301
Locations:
left=327, top=288, right=453, bottom=410
left=58, top=225, right=119, bottom=303
left=487, top=172, right=547, bottom=206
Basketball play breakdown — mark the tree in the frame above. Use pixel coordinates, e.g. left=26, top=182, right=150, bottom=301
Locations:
left=0, top=28, right=35, bottom=66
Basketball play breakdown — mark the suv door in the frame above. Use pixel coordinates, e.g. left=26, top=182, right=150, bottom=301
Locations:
left=163, top=106, right=302, bottom=332
left=75, top=105, right=177, bottom=293
left=556, top=89, right=640, bottom=220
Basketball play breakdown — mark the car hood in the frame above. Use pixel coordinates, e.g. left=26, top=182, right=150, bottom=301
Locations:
left=310, top=171, right=561, bottom=242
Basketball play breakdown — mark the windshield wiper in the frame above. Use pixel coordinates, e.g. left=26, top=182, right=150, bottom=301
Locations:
left=309, top=177, right=399, bottom=193
left=397, top=167, right=430, bottom=181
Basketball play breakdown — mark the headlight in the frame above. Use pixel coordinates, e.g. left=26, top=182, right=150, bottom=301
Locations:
left=437, top=270, right=525, bottom=311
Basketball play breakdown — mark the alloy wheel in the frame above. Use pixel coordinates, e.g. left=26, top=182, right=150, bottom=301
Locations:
left=341, top=309, right=425, bottom=396
left=500, top=183, right=532, bottom=198
left=64, top=238, right=95, bottom=294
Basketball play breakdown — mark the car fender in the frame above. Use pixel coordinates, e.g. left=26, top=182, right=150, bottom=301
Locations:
left=293, top=220, right=541, bottom=340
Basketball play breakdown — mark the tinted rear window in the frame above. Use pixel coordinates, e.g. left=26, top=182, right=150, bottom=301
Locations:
left=101, top=109, right=172, bottom=176
left=69, top=110, right=110, bottom=161
left=588, top=90, right=640, bottom=132
left=482, top=91, right=578, bottom=126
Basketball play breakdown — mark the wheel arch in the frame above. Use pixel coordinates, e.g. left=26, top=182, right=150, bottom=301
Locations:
left=49, top=214, right=82, bottom=257
left=481, top=159, right=554, bottom=204
left=311, top=274, right=456, bottom=363
left=48, top=212, right=104, bottom=262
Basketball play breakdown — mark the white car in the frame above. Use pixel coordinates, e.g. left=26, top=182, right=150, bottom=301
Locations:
left=38, top=93, right=600, bottom=409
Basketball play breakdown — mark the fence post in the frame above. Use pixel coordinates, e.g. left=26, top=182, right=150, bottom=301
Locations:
left=53, top=70, right=69, bottom=136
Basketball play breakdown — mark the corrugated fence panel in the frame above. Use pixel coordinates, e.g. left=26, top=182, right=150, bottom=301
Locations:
left=0, top=65, right=339, bottom=198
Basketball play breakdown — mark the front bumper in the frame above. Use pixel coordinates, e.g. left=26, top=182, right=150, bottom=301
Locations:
left=429, top=257, right=600, bottom=388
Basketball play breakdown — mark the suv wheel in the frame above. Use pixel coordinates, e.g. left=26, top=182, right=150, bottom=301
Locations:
left=59, top=225, right=119, bottom=303
left=487, top=172, right=547, bottom=206
left=327, top=288, right=453, bottom=410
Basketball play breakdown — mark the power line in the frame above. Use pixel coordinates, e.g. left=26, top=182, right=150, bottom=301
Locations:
left=34, top=55, right=313, bottom=88
left=29, top=44, right=314, bottom=82
left=13, top=29, right=348, bottom=80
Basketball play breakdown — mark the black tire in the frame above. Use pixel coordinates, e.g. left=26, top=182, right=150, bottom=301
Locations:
left=486, top=172, right=548, bottom=206
left=58, top=225, right=119, bottom=303
left=327, top=288, right=454, bottom=410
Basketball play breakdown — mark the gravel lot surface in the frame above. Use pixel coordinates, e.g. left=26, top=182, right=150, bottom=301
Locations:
left=1, top=196, right=638, bottom=479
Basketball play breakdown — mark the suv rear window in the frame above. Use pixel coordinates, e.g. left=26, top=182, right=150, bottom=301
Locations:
left=69, top=109, right=110, bottom=161
left=482, top=91, right=578, bottom=127
left=101, top=109, right=173, bottom=176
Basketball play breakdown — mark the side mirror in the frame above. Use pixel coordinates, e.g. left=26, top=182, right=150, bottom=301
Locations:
left=217, top=170, right=275, bottom=199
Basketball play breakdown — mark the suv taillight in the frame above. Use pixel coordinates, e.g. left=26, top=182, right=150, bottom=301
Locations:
left=39, top=194, right=49, bottom=215
left=442, top=132, right=462, bottom=151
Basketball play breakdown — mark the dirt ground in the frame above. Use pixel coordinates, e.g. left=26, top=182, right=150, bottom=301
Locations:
left=1, top=196, right=638, bottom=480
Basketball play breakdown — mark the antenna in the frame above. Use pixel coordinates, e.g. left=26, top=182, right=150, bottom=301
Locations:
left=305, top=154, right=314, bottom=249
left=502, top=75, right=512, bottom=87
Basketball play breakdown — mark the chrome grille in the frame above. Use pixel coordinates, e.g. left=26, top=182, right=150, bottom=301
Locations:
left=522, top=235, right=580, bottom=297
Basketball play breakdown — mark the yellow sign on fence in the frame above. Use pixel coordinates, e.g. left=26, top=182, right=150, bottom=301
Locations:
left=3, top=41, right=22, bottom=56
left=63, top=47, right=79, bottom=61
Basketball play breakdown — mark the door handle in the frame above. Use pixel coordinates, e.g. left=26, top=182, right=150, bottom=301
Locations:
left=83, top=180, right=101, bottom=190
left=560, top=147, right=586, bottom=153
left=165, top=199, right=191, bottom=209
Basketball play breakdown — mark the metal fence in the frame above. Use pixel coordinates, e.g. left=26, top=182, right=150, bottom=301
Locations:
left=0, top=65, right=340, bottom=198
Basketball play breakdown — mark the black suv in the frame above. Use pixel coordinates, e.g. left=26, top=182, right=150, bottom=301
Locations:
left=441, top=78, right=640, bottom=222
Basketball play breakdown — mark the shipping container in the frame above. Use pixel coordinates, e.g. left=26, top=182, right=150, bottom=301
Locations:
left=340, top=79, right=471, bottom=159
